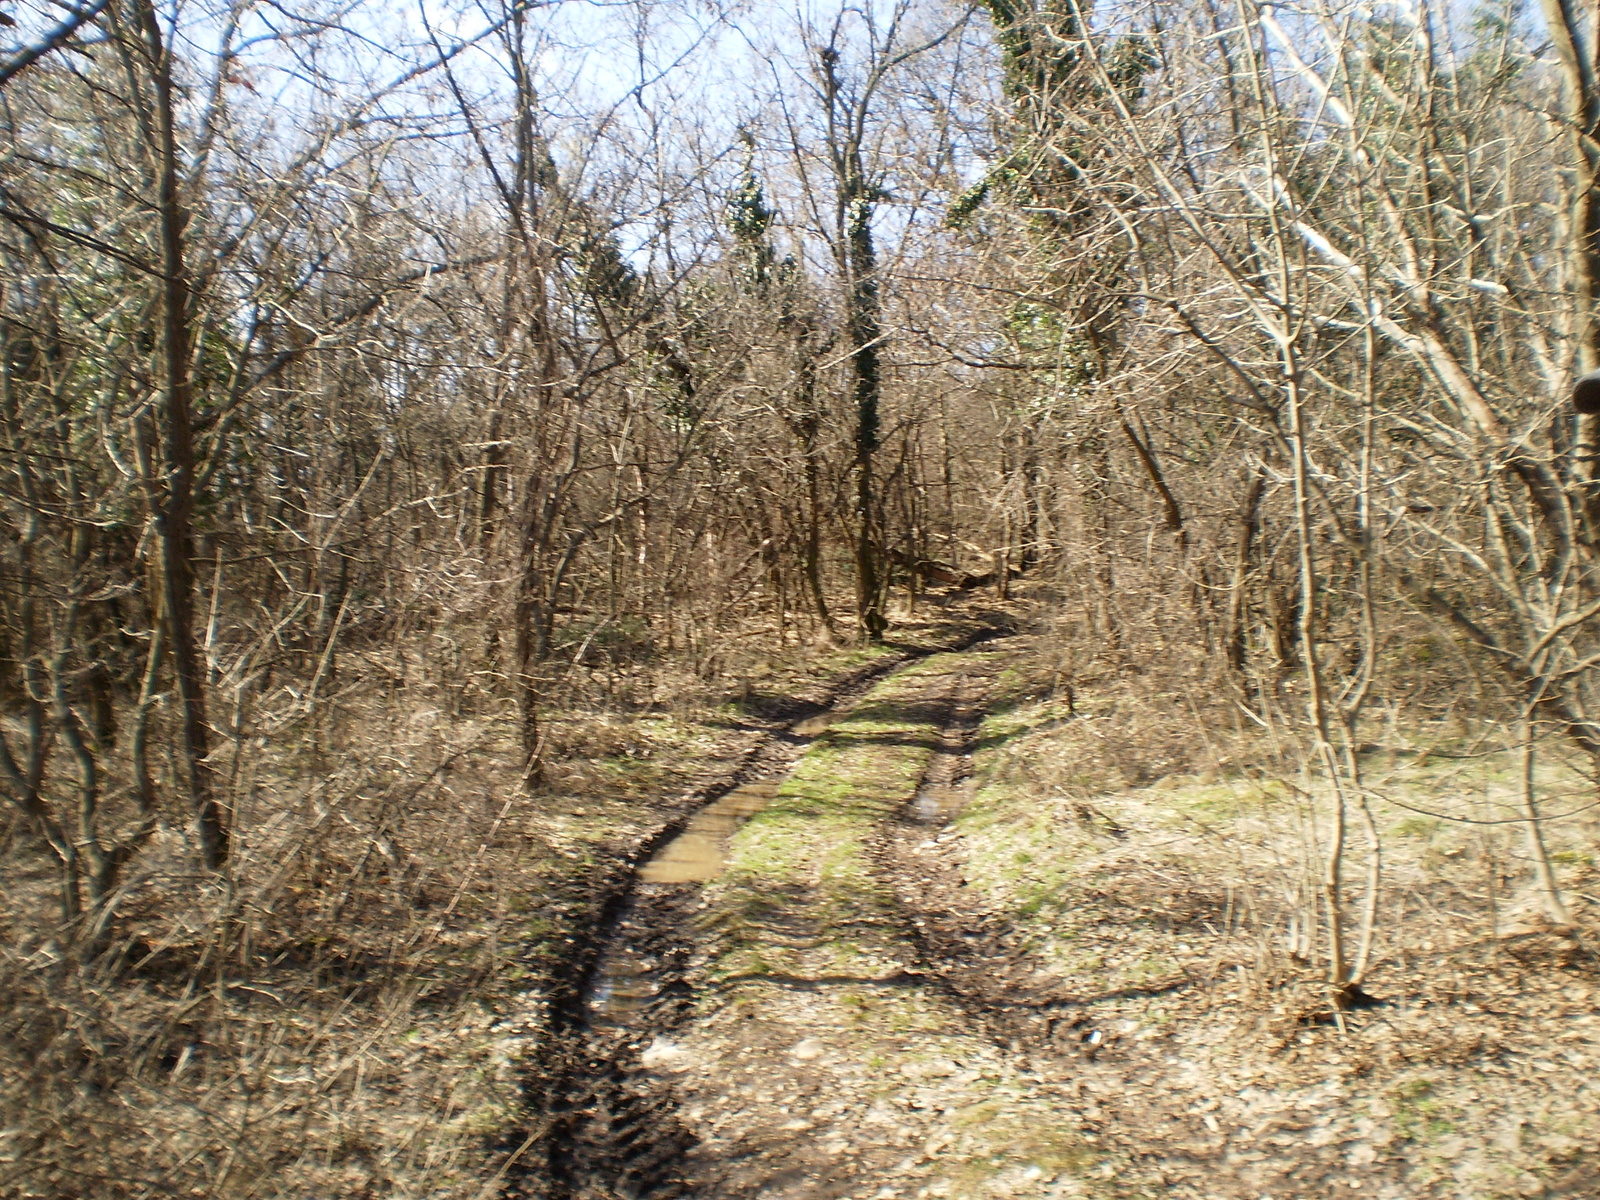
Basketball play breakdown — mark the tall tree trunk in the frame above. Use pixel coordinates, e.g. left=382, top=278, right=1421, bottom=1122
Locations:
left=1020, top=417, right=1043, bottom=572
left=845, top=197, right=886, bottom=640
left=1227, top=469, right=1265, bottom=674
left=1538, top=0, right=1600, bottom=517
left=799, top=412, right=837, bottom=641
left=139, top=0, right=225, bottom=868
left=501, top=2, right=566, bottom=787
left=821, top=44, right=888, bottom=642
left=480, top=408, right=508, bottom=546
left=513, top=272, right=562, bottom=788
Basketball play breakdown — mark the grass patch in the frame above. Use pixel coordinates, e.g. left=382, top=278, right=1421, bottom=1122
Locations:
left=704, top=655, right=966, bottom=979
left=1392, top=1077, right=1458, bottom=1142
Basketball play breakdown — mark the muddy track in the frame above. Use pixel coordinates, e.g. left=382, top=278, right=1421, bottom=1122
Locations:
left=881, top=670, right=1198, bottom=1060
left=544, top=883, right=704, bottom=1199
left=503, top=623, right=1600, bottom=1200
left=506, top=616, right=1013, bottom=1200
left=511, top=729, right=857, bottom=1200
left=875, top=649, right=1090, bottom=1050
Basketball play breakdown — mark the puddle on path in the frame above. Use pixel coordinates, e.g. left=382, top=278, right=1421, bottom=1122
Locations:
left=589, top=775, right=784, bottom=1024
left=910, top=705, right=977, bottom=824
left=790, top=712, right=834, bottom=738
left=912, top=775, right=971, bottom=823
left=591, top=712, right=830, bottom=1024
left=588, top=686, right=969, bottom=1024
left=587, top=935, right=656, bottom=1021
left=639, top=780, right=780, bottom=883
left=636, top=710, right=832, bottom=885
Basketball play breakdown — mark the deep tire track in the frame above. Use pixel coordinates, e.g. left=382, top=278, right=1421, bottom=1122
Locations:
left=510, top=616, right=1015, bottom=1200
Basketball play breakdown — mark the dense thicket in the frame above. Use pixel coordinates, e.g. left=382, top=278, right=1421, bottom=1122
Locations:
left=3, top=0, right=1598, bottom=1192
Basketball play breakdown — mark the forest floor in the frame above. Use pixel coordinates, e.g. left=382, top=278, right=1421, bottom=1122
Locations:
left=0, top=601, right=1006, bottom=1199
left=525, top=611, right=1600, bottom=1200
left=18, top=600, right=1595, bottom=1198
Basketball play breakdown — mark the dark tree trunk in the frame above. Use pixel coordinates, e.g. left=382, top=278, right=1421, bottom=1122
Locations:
left=139, top=0, right=225, bottom=868
left=1228, top=469, right=1265, bottom=674
left=821, top=44, right=888, bottom=642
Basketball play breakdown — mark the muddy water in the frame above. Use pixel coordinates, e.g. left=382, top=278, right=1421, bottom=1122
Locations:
left=639, top=709, right=835, bottom=884
left=912, top=774, right=971, bottom=823
left=790, top=712, right=835, bottom=738
left=589, top=781, right=784, bottom=1025
left=586, top=935, right=657, bottom=1019
left=639, top=779, right=781, bottom=883
left=587, top=775, right=787, bottom=1025
left=911, top=694, right=979, bottom=823
left=588, top=713, right=832, bottom=1024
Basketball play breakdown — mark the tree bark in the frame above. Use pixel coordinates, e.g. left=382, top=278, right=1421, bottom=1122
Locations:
left=138, top=0, right=226, bottom=868
left=821, top=44, right=888, bottom=642
left=1227, top=469, right=1265, bottom=673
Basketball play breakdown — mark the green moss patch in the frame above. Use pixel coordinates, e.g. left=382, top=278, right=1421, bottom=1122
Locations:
left=705, top=656, right=967, bottom=979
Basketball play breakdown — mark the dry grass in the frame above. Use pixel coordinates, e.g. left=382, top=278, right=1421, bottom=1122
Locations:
left=947, top=613, right=1600, bottom=1197
left=3, top=682, right=551, bottom=1198
left=0, top=592, right=999, bottom=1199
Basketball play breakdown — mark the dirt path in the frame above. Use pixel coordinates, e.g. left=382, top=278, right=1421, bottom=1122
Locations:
left=528, top=631, right=1600, bottom=1200
left=542, top=642, right=1101, bottom=1200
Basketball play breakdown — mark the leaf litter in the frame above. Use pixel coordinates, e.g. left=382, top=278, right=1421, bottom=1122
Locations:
left=570, top=628, right=1600, bottom=1200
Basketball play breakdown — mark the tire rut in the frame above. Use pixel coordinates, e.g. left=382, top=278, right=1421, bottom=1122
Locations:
left=526, top=730, right=824, bottom=1200
left=518, top=619, right=1015, bottom=1200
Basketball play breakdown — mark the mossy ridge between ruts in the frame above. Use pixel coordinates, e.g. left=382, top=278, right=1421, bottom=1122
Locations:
left=704, top=655, right=962, bottom=981
left=667, top=641, right=1115, bottom=1200
left=726, top=612, right=1004, bottom=721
